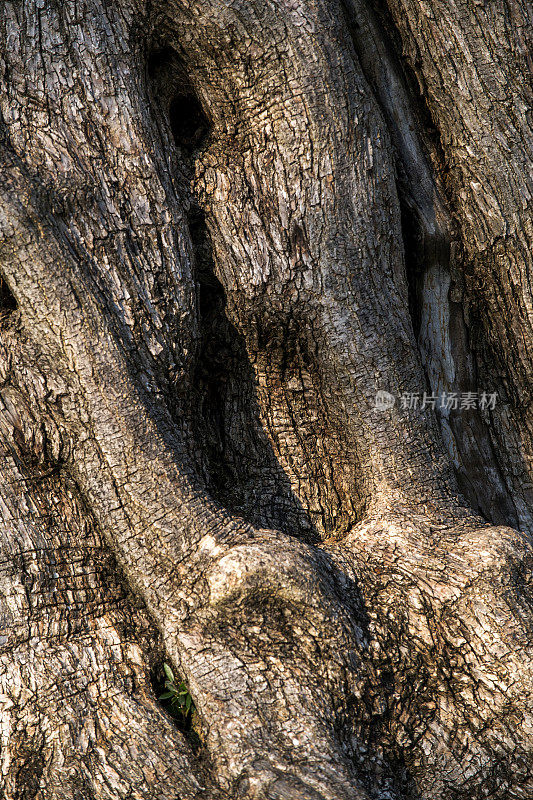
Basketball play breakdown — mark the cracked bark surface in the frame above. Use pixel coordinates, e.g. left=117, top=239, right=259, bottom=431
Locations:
left=0, top=1, right=531, bottom=798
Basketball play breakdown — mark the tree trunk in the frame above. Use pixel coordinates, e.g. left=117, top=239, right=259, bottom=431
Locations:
left=0, top=1, right=531, bottom=798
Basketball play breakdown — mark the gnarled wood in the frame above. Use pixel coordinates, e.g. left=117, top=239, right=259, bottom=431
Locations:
left=0, top=0, right=531, bottom=798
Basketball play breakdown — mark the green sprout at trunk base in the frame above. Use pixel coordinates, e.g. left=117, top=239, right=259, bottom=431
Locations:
left=159, top=663, right=195, bottom=728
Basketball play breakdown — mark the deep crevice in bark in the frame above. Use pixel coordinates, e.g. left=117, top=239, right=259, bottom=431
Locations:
left=169, top=93, right=211, bottom=153
left=0, top=274, right=17, bottom=317
left=343, top=0, right=519, bottom=529
left=148, top=45, right=321, bottom=543
left=187, top=201, right=321, bottom=541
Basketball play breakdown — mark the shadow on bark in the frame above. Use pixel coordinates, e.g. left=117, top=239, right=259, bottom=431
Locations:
left=148, top=45, right=326, bottom=543
left=0, top=274, right=17, bottom=316
left=343, top=0, right=519, bottom=530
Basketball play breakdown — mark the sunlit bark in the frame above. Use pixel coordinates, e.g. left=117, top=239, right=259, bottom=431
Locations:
left=0, top=1, right=531, bottom=798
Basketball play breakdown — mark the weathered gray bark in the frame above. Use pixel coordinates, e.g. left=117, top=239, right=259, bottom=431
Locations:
left=0, top=1, right=531, bottom=799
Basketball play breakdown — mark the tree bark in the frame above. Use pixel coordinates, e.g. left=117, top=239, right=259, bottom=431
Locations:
left=0, top=1, right=531, bottom=799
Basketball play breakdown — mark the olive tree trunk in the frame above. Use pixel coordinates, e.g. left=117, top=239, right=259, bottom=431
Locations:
left=0, top=1, right=531, bottom=798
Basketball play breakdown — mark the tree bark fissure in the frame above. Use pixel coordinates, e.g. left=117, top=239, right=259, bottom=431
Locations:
left=343, top=0, right=520, bottom=529
left=380, top=0, right=533, bottom=532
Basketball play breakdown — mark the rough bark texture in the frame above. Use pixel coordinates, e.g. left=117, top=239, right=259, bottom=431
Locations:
left=0, top=1, right=531, bottom=799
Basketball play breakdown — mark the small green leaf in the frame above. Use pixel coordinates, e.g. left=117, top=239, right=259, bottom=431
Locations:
left=159, top=691, right=174, bottom=700
left=185, top=694, right=192, bottom=711
left=163, top=663, right=174, bottom=682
